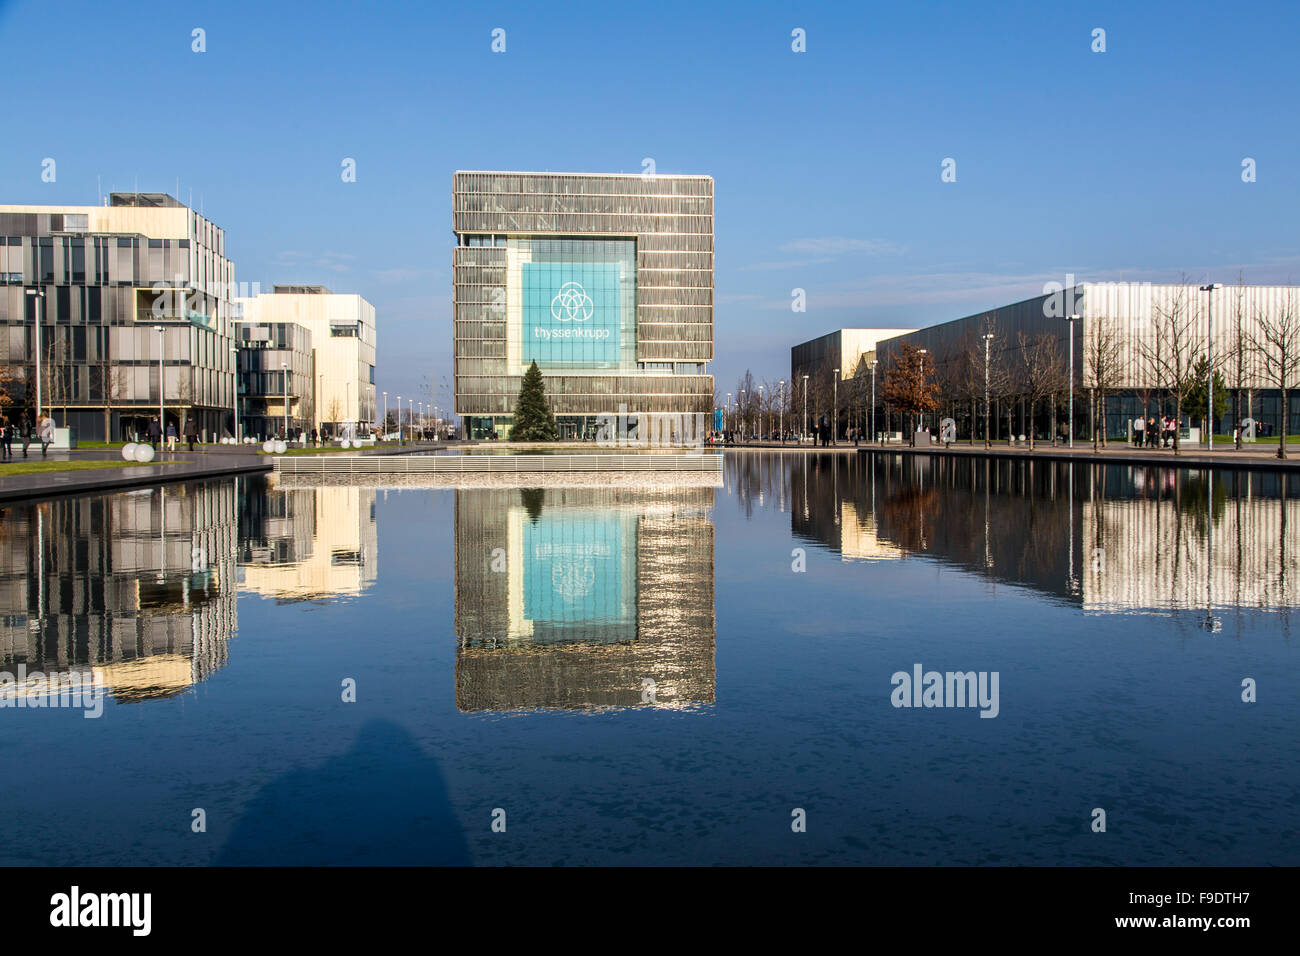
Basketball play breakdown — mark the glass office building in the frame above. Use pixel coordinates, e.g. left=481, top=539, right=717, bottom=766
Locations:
left=0, top=193, right=237, bottom=441
left=452, top=171, right=714, bottom=440
left=236, top=320, right=315, bottom=439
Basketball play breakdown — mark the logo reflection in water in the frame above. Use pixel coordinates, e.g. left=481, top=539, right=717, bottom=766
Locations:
left=454, top=486, right=717, bottom=713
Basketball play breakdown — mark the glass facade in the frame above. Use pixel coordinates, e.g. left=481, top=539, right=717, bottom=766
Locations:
left=236, top=321, right=315, bottom=439
left=0, top=195, right=238, bottom=441
left=518, top=239, right=636, bottom=370
left=453, top=171, right=713, bottom=437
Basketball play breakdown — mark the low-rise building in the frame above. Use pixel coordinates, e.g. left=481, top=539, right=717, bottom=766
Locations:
left=235, top=320, right=315, bottom=439
left=236, top=285, right=376, bottom=439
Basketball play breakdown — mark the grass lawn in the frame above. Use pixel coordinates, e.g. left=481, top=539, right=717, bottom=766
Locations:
left=0, top=459, right=176, bottom=477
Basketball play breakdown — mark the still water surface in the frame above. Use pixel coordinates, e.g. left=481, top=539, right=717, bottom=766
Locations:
left=1, top=453, right=1296, bottom=865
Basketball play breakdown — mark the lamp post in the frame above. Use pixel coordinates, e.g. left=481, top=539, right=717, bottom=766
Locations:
left=382, top=391, right=387, bottom=439
left=281, top=361, right=290, bottom=439
left=154, top=325, right=165, bottom=434
left=758, top=385, right=765, bottom=442
left=1200, top=283, right=1221, bottom=449
left=915, top=352, right=927, bottom=441
left=779, top=379, right=785, bottom=443
left=725, top=392, right=731, bottom=433
left=832, top=368, right=839, bottom=445
left=738, top=389, right=745, bottom=439
left=802, top=374, right=809, bottom=443
left=870, top=359, right=878, bottom=444
left=24, top=289, right=44, bottom=418
left=231, top=346, right=240, bottom=441
left=396, top=395, right=401, bottom=444
left=983, top=333, right=994, bottom=449
left=1065, top=315, right=1079, bottom=448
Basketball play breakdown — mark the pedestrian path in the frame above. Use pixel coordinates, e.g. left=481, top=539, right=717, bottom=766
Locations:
left=0, top=441, right=448, bottom=503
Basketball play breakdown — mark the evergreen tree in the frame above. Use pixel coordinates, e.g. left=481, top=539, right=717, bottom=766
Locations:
left=509, top=361, right=559, bottom=441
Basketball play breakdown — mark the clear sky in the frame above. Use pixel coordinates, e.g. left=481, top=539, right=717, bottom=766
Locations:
left=3, top=0, right=1297, bottom=407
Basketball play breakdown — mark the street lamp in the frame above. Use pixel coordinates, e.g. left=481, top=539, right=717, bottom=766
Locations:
left=983, top=333, right=995, bottom=449
left=281, top=361, right=290, bottom=439
left=154, top=325, right=165, bottom=436
left=915, top=352, right=927, bottom=441
left=759, top=384, right=765, bottom=442
left=778, top=379, right=785, bottom=443
left=726, top=392, right=731, bottom=433
left=802, top=374, right=809, bottom=443
left=382, top=391, right=387, bottom=439
left=24, top=289, right=44, bottom=418
left=1065, top=315, right=1079, bottom=448
left=396, top=395, right=401, bottom=444
left=231, top=346, right=240, bottom=441
left=870, top=359, right=878, bottom=444
left=832, top=368, right=839, bottom=445
left=1200, top=284, right=1221, bottom=449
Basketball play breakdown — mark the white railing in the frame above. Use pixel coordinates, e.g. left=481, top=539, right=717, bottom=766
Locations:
left=273, top=453, right=724, bottom=475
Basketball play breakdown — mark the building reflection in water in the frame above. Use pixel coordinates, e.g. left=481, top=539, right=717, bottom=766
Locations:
left=236, top=477, right=378, bottom=602
left=454, top=486, right=716, bottom=713
left=732, top=451, right=1298, bottom=617
left=0, top=481, right=237, bottom=704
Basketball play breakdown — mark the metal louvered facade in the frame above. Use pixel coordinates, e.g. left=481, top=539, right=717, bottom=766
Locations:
left=452, top=171, right=714, bottom=438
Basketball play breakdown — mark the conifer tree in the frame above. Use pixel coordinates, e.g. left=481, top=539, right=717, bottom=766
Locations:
left=509, top=361, right=559, bottom=441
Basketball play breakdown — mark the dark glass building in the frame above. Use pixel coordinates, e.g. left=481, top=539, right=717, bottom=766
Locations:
left=452, top=171, right=714, bottom=440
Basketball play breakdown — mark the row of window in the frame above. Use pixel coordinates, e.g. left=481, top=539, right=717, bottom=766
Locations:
left=453, top=174, right=712, bottom=196
left=453, top=369, right=712, bottom=391
left=454, top=214, right=713, bottom=237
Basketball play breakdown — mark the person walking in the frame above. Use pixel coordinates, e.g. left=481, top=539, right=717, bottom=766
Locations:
left=147, top=415, right=161, bottom=451
left=18, top=414, right=32, bottom=457
left=165, top=420, right=178, bottom=453
left=0, top=417, right=11, bottom=460
left=184, top=416, right=198, bottom=452
left=38, top=413, right=55, bottom=457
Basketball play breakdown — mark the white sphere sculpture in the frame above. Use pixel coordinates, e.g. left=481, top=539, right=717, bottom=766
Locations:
left=340, top=439, right=351, bottom=449
left=274, top=440, right=287, bottom=454
left=263, top=440, right=275, bottom=453
left=134, top=443, right=155, bottom=463
left=121, top=443, right=138, bottom=461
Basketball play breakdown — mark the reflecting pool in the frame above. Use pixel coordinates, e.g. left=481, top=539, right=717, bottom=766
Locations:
left=0, top=452, right=1297, bottom=865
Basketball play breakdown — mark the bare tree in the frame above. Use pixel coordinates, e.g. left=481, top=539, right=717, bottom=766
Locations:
left=952, top=332, right=983, bottom=444
left=1225, top=272, right=1250, bottom=450
left=1085, top=315, right=1123, bottom=451
left=96, top=345, right=126, bottom=442
left=1248, top=288, right=1300, bottom=460
left=43, top=332, right=70, bottom=426
left=1137, top=283, right=1200, bottom=455
left=1013, top=331, right=1064, bottom=450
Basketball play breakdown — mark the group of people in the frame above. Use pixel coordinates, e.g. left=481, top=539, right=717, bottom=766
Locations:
left=1133, top=416, right=1180, bottom=449
left=142, top=416, right=199, bottom=452
left=0, top=412, right=57, bottom=460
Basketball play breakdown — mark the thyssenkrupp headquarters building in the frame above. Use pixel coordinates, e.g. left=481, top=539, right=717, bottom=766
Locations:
left=452, top=171, right=714, bottom=440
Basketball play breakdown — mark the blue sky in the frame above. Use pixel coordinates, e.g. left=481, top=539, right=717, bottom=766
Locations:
left=3, top=0, right=1297, bottom=406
